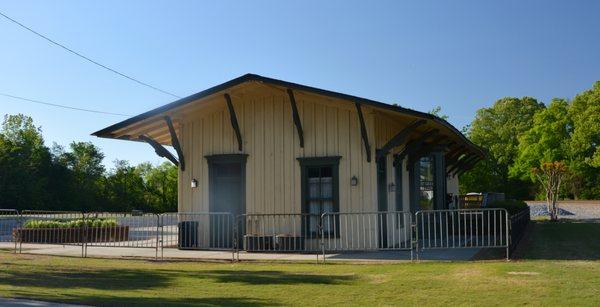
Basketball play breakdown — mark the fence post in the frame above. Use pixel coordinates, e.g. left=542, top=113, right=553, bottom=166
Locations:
left=13, top=210, right=20, bottom=254
left=320, top=213, right=325, bottom=264
left=155, top=214, right=160, bottom=261
left=413, top=212, right=420, bottom=261
left=505, top=209, right=510, bottom=261
left=81, top=212, right=87, bottom=258
left=235, top=214, right=241, bottom=262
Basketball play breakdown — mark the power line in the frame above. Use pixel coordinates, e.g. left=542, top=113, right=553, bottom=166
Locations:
left=0, top=92, right=131, bottom=117
left=0, top=11, right=181, bottom=99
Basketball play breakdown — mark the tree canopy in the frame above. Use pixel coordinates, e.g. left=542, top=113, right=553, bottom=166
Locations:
left=461, top=82, right=600, bottom=200
left=0, top=114, right=177, bottom=212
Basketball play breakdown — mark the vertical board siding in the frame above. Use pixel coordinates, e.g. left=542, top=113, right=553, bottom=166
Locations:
left=179, top=92, right=379, bottom=218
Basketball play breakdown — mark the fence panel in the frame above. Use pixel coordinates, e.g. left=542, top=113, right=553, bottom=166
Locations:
left=415, top=208, right=509, bottom=258
left=320, top=211, right=413, bottom=252
left=509, top=207, right=530, bottom=253
left=0, top=209, right=19, bottom=243
left=237, top=214, right=321, bottom=252
left=161, top=212, right=235, bottom=251
left=17, top=211, right=85, bottom=256
left=84, top=212, right=160, bottom=248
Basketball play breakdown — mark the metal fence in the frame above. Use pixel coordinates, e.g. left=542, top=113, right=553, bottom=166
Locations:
left=162, top=212, right=235, bottom=251
left=509, top=206, right=530, bottom=254
left=0, top=209, right=19, bottom=246
left=236, top=213, right=321, bottom=253
left=415, top=208, right=510, bottom=259
left=0, top=208, right=529, bottom=261
left=320, top=211, right=413, bottom=253
left=84, top=212, right=161, bottom=248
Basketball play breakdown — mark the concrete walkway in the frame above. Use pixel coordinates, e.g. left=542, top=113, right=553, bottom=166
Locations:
left=0, top=242, right=481, bottom=262
left=0, top=298, right=87, bottom=307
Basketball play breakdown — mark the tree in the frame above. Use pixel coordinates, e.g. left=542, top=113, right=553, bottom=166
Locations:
left=511, top=99, right=573, bottom=197
left=460, top=97, right=544, bottom=198
left=139, top=162, right=178, bottom=212
left=429, top=106, right=449, bottom=120
left=54, top=142, right=106, bottom=210
left=532, top=162, right=568, bottom=221
left=0, top=114, right=52, bottom=210
left=568, top=81, right=600, bottom=199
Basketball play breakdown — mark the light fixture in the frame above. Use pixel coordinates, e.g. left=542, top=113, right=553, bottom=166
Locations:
left=350, top=176, right=359, bottom=186
left=389, top=182, right=396, bottom=192
left=191, top=179, right=198, bottom=188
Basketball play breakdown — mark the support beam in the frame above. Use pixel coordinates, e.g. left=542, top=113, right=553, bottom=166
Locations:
left=139, top=134, right=179, bottom=167
left=446, top=152, right=467, bottom=170
left=454, top=156, right=482, bottom=177
left=447, top=155, right=478, bottom=175
left=286, top=89, right=304, bottom=148
left=355, top=103, right=372, bottom=162
left=164, top=116, right=185, bottom=171
left=224, top=93, right=243, bottom=151
left=445, top=145, right=466, bottom=160
left=395, top=129, right=440, bottom=168
left=377, top=119, right=426, bottom=159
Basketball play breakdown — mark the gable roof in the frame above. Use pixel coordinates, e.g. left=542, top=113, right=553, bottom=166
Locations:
left=92, top=73, right=484, bottom=156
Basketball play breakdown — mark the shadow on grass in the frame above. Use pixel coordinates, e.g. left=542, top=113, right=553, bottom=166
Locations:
left=187, top=270, right=355, bottom=285
left=513, top=219, right=600, bottom=260
left=8, top=291, right=278, bottom=306
left=1, top=269, right=352, bottom=305
left=0, top=265, right=353, bottom=291
left=0, top=267, right=173, bottom=290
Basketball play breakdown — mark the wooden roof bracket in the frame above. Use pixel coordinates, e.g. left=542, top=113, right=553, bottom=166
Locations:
left=164, top=116, right=185, bottom=171
left=377, top=119, right=426, bottom=159
left=355, top=103, right=372, bottom=162
left=394, top=129, right=439, bottom=170
left=139, top=134, right=179, bottom=167
left=447, top=155, right=478, bottom=175
left=286, top=89, right=304, bottom=148
left=453, top=156, right=482, bottom=177
left=224, top=93, right=243, bottom=151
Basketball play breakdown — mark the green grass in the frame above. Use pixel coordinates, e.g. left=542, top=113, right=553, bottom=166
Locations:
left=0, top=221, right=599, bottom=306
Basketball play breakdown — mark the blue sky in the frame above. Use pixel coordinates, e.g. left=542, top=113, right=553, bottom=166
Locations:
left=1, top=1, right=599, bottom=169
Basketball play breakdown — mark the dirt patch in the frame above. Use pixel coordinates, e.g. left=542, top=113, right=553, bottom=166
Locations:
left=507, top=271, right=540, bottom=276
left=369, top=274, right=390, bottom=284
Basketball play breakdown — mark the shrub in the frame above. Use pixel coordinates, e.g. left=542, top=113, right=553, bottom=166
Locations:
left=487, top=200, right=529, bottom=215
left=23, top=218, right=118, bottom=229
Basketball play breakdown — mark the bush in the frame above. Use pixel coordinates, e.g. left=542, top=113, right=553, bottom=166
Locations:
left=487, top=200, right=529, bottom=215
left=23, top=218, right=118, bottom=229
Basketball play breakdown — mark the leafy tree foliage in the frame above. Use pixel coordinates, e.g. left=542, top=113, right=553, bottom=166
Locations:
left=0, top=114, right=177, bottom=212
left=461, top=82, right=600, bottom=200
left=460, top=97, right=544, bottom=198
left=568, top=82, right=600, bottom=198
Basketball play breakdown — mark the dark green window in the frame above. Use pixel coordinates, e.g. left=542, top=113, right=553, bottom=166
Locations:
left=298, top=157, right=340, bottom=236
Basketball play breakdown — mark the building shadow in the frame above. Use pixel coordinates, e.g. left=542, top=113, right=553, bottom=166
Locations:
left=0, top=267, right=173, bottom=290
left=168, top=269, right=355, bottom=285
left=7, top=291, right=278, bottom=307
left=512, top=219, right=600, bottom=260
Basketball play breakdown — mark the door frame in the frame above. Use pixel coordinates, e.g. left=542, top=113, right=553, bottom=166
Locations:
left=205, top=154, right=248, bottom=214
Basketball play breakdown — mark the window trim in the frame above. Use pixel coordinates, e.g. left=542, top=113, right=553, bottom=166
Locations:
left=298, top=156, right=341, bottom=237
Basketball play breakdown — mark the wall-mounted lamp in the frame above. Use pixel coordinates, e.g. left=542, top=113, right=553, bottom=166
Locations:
left=350, top=176, right=359, bottom=186
left=388, top=182, right=396, bottom=192
left=191, top=179, right=198, bottom=188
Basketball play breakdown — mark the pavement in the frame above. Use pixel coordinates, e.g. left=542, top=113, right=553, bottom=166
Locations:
left=526, top=200, right=600, bottom=221
left=0, top=242, right=481, bottom=262
left=0, top=298, right=87, bottom=307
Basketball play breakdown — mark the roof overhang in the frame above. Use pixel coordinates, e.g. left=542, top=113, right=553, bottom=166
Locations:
left=92, top=73, right=485, bottom=160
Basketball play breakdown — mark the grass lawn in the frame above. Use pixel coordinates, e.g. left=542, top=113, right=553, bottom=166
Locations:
left=0, top=221, right=599, bottom=306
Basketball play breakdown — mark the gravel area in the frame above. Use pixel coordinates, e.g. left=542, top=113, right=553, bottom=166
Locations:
left=526, top=201, right=600, bottom=220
